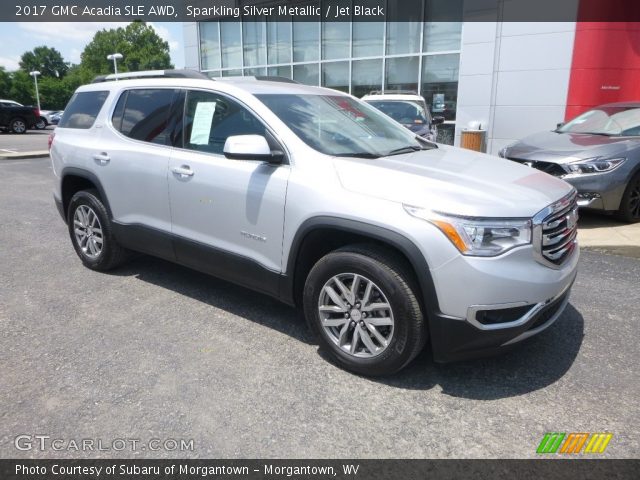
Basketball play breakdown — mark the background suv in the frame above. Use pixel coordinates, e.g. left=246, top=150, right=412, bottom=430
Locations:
left=362, top=92, right=444, bottom=142
left=51, top=70, right=579, bottom=376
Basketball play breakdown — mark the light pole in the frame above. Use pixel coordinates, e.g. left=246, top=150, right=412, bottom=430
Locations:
left=29, top=71, right=41, bottom=111
left=106, top=53, right=123, bottom=79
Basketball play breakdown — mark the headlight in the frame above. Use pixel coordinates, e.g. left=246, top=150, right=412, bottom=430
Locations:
left=566, top=157, right=625, bottom=175
left=404, top=206, right=532, bottom=257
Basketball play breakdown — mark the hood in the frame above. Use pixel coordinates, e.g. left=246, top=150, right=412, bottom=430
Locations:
left=333, top=146, right=573, bottom=218
left=504, top=130, right=637, bottom=163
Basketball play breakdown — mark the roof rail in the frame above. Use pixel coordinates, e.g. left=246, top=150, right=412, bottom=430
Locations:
left=254, top=76, right=300, bottom=84
left=217, top=75, right=300, bottom=84
left=368, top=89, right=420, bottom=96
left=92, top=69, right=210, bottom=83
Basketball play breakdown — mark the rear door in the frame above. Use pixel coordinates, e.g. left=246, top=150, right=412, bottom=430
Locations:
left=98, top=87, right=182, bottom=245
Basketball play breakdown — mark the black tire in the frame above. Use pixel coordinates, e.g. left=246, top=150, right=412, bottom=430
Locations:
left=303, top=244, right=427, bottom=376
left=9, top=117, right=27, bottom=134
left=67, top=189, right=129, bottom=271
left=35, top=117, right=47, bottom=130
left=617, top=172, right=640, bottom=223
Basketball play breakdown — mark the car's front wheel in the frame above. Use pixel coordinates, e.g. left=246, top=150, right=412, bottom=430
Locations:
left=34, top=117, right=47, bottom=130
left=618, top=171, right=640, bottom=223
left=67, top=190, right=129, bottom=271
left=303, top=245, right=427, bottom=376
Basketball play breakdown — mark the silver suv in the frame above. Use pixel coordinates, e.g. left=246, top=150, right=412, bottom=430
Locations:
left=51, top=70, right=579, bottom=376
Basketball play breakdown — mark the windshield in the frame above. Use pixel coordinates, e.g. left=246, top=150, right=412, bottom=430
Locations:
left=558, top=106, right=640, bottom=136
left=257, top=94, right=429, bottom=157
left=367, top=100, right=430, bottom=126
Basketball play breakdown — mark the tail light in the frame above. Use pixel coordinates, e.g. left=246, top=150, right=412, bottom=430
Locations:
left=33, top=108, right=41, bottom=118
left=48, top=132, right=55, bottom=150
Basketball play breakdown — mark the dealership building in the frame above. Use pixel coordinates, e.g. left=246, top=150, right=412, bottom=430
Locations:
left=182, top=0, right=640, bottom=153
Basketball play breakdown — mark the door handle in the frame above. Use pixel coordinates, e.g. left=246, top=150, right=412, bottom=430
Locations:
left=93, top=153, right=110, bottom=165
left=171, top=165, right=194, bottom=177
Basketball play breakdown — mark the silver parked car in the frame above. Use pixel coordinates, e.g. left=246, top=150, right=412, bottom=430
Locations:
left=500, top=102, right=640, bottom=222
left=51, top=70, right=578, bottom=376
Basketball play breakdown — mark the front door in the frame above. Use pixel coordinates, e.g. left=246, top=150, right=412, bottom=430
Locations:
left=168, top=89, right=290, bottom=293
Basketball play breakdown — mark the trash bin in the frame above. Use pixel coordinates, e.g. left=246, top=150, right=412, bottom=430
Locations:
left=461, top=129, right=486, bottom=152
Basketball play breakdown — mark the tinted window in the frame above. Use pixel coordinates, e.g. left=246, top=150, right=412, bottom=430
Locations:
left=117, top=89, right=177, bottom=145
left=181, top=90, right=265, bottom=155
left=59, top=91, right=109, bottom=129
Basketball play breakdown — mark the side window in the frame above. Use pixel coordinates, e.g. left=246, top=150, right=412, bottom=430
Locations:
left=182, top=90, right=265, bottom=155
left=58, top=91, right=109, bottom=129
left=114, top=89, right=177, bottom=145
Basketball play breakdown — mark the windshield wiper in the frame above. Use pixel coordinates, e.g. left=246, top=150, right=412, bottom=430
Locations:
left=336, top=152, right=381, bottom=159
left=386, top=145, right=423, bottom=156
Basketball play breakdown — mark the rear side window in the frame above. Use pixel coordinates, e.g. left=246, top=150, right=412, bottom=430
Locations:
left=58, top=91, right=109, bottom=129
left=112, top=89, right=177, bottom=145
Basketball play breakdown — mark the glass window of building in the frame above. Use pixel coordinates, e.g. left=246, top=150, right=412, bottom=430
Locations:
left=244, top=67, right=267, bottom=76
left=293, top=21, right=319, bottom=62
left=243, top=19, right=267, bottom=67
left=386, top=0, right=423, bottom=55
left=267, top=22, right=292, bottom=65
left=322, top=62, right=349, bottom=93
left=221, top=22, right=242, bottom=69
left=322, top=22, right=350, bottom=60
left=200, top=22, right=220, bottom=70
left=423, top=0, right=463, bottom=52
left=421, top=53, right=460, bottom=120
left=352, top=59, right=382, bottom=98
left=293, top=63, right=319, bottom=86
left=352, top=21, right=384, bottom=58
left=222, top=69, right=243, bottom=77
left=385, top=56, right=420, bottom=92
left=268, top=66, right=292, bottom=79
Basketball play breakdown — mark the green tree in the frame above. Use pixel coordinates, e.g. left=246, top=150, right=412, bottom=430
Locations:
left=8, top=70, right=36, bottom=106
left=81, top=22, right=173, bottom=76
left=0, top=66, right=11, bottom=98
left=19, top=46, right=69, bottom=78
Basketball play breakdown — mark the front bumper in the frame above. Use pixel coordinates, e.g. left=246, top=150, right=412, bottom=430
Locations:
left=563, top=173, right=627, bottom=212
left=428, top=242, right=579, bottom=363
left=430, top=276, right=574, bottom=362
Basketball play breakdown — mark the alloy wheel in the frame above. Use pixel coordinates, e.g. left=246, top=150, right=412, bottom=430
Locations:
left=318, top=273, right=394, bottom=358
left=73, top=205, right=104, bottom=258
left=12, top=120, right=26, bottom=133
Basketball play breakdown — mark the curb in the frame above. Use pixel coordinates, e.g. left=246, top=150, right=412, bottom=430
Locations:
left=0, top=151, right=49, bottom=160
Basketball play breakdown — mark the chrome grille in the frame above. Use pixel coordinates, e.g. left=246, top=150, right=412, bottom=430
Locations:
left=533, top=191, right=578, bottom=268
left=507, top=157, right=567, bottom=177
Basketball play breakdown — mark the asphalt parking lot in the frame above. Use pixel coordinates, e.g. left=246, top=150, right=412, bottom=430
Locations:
left=0, top=129, right=52, bottom=154
left=0, top=158, right=638, bottom=459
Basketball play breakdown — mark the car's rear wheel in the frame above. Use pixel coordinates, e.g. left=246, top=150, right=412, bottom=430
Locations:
left=9, top=117, right=27, bottom=134
left=617, top=172, right=640, bottom=223
left=303, top=245, right=427, bottom=376
left=67, top=189, right=129, bottom=271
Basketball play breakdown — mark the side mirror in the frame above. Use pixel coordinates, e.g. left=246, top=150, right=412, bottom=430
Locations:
left=556, top=122, right=565, bottom=130
left=223, top=135, right=284, bottom=164
left=432, top=116, right=445, bottom=125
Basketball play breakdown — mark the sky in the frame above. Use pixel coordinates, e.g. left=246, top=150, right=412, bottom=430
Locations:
left=0, top=22, right=184, bottom=71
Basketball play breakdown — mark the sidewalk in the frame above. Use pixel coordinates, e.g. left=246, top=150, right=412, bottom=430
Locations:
left=578, top=211, right=640, bottom=259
